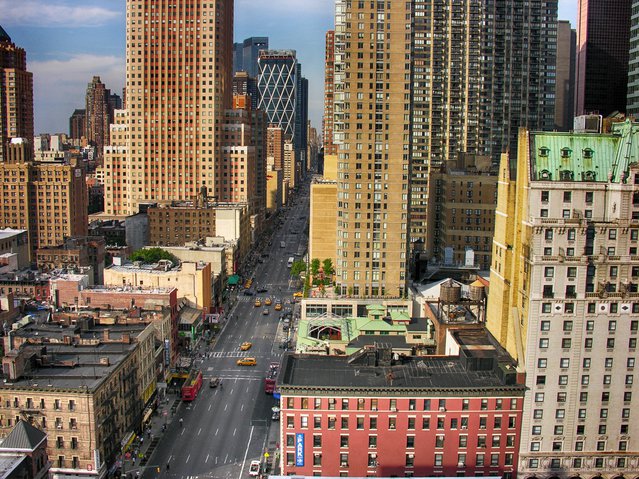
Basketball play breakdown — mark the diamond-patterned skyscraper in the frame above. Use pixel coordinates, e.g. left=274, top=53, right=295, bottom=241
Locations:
left=257, top=50, right=298, bottom=141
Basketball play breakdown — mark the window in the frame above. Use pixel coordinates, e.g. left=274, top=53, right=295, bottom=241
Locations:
left=369, top=417, right=377, bottom=429
left=541, top=320, right=550, bottom=331
left=541, top=191, right=549, bottom=202
left=561, top=338, right=571, bottom=348
left=357, top=417, right=365, bottom=429
left=582, top=375, right=590, bottom=385
left=563, top=321, right=573, bottom=331
left=555, top=409, right=565, bottom=419
left=459, top=435, right=468, bottom=447
left=545, top=229, right=553, bottom=240
left=340, top=435, right=349, bottom=447
left=557, top=392, right=567, bottom=402
left=422, top=417, right=429, bottom=430
left=544, top=267, right=554, bottom=278
left=341, top=417, right=348, bottom=429
left=554, top=425, right=564, bottom=435
left=405, top=453, right=414, bottom=467
left=369, top=436, right=377, bottom=448
left=568, top=229, right=576, bottom=240
left=388, top=417, right=396, bottom=429
left=563, top=191, right=572, bottom=202
left=342, top=399, right=349, bottom=410
left=313, top=435, right=322, bottom=447
left=313, top=453, right=322, bottom=466
left=538, top=358, right=547, bottom=368
left=600, top=409, right=608, bottom=418
left=580, top=392, right=588, bottom=402
left=539, top=338, right=549, bottom=348
left=560, top=358, right=570, bottom=368
left=537, top=375, right=546, bottom=385
left=609, top=320, right=617, bottom=331
left=535, top=392, right=545, bottom=402
left=406, top=436, right=415, bottom=448
left=559, top=375, right=568, bottom=385
left=541, top=303, right=552, bottom=313
left=530, top=441, right=540, bottom=451
left=533, top=409, right=543, bottom=419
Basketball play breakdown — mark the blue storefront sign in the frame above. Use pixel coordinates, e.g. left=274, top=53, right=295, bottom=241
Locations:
left=295, top=433, right=304, bottom=467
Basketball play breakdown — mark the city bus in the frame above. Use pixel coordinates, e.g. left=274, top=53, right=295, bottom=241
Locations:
left=181, top=370, right=203, bottom=401
left=287, top=257, right=294, bottom=268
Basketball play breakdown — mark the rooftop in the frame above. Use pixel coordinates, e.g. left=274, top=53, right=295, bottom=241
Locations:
left=530, top=120, right=639, bottom=183
left=279, top=345, right=522, bottom=394
left=0, top=229, right=27, bottom=241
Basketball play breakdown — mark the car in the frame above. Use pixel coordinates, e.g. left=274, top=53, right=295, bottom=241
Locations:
left=274, top=302, right=282, bottom=311
left=265, top=297, right=272, bottom=306
left=237, top=357, right=257, bottom=366
left=263, top=308, right=270, bottom=315
left=209, top=377, right=220, bottom=388
left=240, top=342, right=252, bottom=351
left=254, top=299, right=262, bottom=307
left=243, top=290, right=254, bottom=296
left=261, top=253, right=270, bottom=258
left=256, top=287, right=268, bottom=293
left=249, top=460, right=261, bottom=476
left=293, top=291, right=303, bottom=298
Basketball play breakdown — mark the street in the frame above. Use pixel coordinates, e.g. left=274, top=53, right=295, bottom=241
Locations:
left=148, top=186, right=309, bottom=479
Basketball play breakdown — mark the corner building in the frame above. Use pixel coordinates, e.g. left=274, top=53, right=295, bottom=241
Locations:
left=104, top=0, right=233, bottom=215
left=278, top=343, right=524, bottom=478
left=487, top=122, right=639, bottom=478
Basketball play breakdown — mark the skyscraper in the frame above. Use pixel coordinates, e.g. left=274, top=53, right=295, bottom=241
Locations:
left=555, top=20, right=576, bottom=131
left=103, top=0, right=234, bottom=216
left=323, top=30, right=336, bottom=156
left=233, top=37, right=268, bottom=78
left=576, top=0, right=632, bottom=116
left=627, top=0, right=639, bottom=114
left=69, top=109, right=86, bottom=141
left=257, top=50, right=299, bottom=141
left=333, top=0, right=411, bottom=297
left=0, top=25, right=33, bottom=163
left=85, top=76, right=111, bottom=162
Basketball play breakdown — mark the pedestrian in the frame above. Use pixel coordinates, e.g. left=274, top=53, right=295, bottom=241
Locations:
left=166, top=463, right=170, bottom=471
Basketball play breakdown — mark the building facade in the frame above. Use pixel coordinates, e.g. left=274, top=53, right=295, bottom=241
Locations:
left=69, top=109, right=86, bottom=142
left=628, top=0, right=639, bottom=115
left=103, top=0, right=233, bottom=215
left=487, top=123, right=639, bottom=478
left=555, top=21, right=576, bottom=131
left=233, top=36, right=268, bottom=78
left=576, top=0, right=632, bottom=117
left=278, top=343, right=524, bottom=477
left=0, top=26, right=33, bottom=164
left=323, top=30, right=336, bottom=156
left=85, top=76, right=112, bottom=163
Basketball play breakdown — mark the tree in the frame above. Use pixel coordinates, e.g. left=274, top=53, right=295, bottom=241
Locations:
left=290, top=260, right=307, bottom=277
left=322, top=259, right=334, bottom=279
left=310, top=258, right=320, bottom=277
left=130, top=248, right=178, bottom=265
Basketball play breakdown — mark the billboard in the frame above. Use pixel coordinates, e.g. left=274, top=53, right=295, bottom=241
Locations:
left=295, top=433, right=304, bottom=467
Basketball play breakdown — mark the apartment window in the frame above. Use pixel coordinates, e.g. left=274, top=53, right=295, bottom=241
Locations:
left=530, top=442, right=540, bottom=451
left=600, top=409, right=608, bottom=418
left=529, top=459, right=539, bottom=469
left=541, top=320, right=550, bottom=331
left=582, top=375, right=590, bottom=385
left=435, top=435, right=445, bottom=448
left=545, top=229, right=553, bottom=240
left=369, top=417, right=377, bottom=429
left=405, top=454, right=414, bottom=467
left=390, top=399, right=397, bottom=411
left=561, top=338, right=571, bottom=348
left=544, top=267, right=554, bottom=278
left=342, top=399, right=349, bottom=410
left=599, top=424, right=607, bottom=434
left=557, top=392, right=567, bottom=402
left=462, top=399, right=469, bottom=410
left=406, top=436, right=415, bottom=448
left=567, top=228, right=576, bottom=240
left=328, top=417, right=336, bottom=429
left=563, top=320, right=573, bottom=331
left=533, top=409, right=543, bottom=419
left=328, top=398, right=336, bottom=410
left=313, top=435, right=322, bottom=448
left=607, top=338, right=615, bottom=348
left=559, top=375, right=568, bottom=385
left=340, top=453, right=348, bottom=467
left=357, top=417, right=365, bottom=429
left=388, top=417, right=396, bottom=430
left=56, top=437, right=64, bottom=448
left=534, top=392, right=544, bottom=403
left=541, top=191, right=549, bottom=202
left=459, top=435, right=468, bottom=447
left=560, top=358, right=570, bottom=368
left=369, top=436, right=377, bottom=448
left=539, top=338, right=549, bottom=348
left=536, top=375, right=546, bottom=385
left=340, top=435, right=349, bottom=448
left=578, top=409, right=587, bottom=419
left=580, top=392, right=588, bottom=402
left=541, top=303, right=551, bottom=313
left=423, top=399, right=430, bottom=410
left=555, top=409, right=565, bottom=419
left=422, top=417, right=429, bottom=430
left=554, top=425, right=564, bottom=435
left=341, top=417, right=348, bottom=429
left=313, top=453, right=322, bottom=466
left=314, top=417, right=321, bottom=428
left=68, top=400, right=75, bottom=411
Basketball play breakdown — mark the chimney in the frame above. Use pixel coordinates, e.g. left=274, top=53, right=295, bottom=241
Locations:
left=103, top=329, right=110, bottom=341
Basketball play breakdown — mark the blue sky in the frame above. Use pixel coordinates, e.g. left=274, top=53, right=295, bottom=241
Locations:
left=0, top=0, right=578, bottom=135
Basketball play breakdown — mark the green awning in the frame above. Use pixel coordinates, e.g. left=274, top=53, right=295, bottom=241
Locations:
left=227, top=275, right=240, bottom=285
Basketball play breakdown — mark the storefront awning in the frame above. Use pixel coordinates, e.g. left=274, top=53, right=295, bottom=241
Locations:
left=227, top=274, right=240, bottom=285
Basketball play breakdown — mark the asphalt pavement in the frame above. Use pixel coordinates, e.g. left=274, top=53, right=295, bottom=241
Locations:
left=128, top=185, right=309, bottom=479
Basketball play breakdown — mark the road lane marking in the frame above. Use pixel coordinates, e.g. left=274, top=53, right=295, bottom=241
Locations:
left=205, top=454, right=209, bottom=463
left=215, top=457, right=218, bottom=464
left=233, top=428, right=237, bottom=436
left=241, top=404, right=244, bottom=411
left=224, top=404, right=228, bottom=411
left=215, top=428, right=219, bottom=436
left=180, top=429, right=184, bottom=436
left=225, top=453, right=229, bottom=463
left=238, top=425, right=255, bottom=479
left=186, top=454, right=190, bottom=464
left=208, top=404, right=212, bottom=411
left=197, top=428, right=202, bottom=436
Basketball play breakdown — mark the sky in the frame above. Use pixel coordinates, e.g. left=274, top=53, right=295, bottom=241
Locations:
left=0, top=0, right=578, bottom=135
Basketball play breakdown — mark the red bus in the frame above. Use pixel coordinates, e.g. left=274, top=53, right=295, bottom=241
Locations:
left=264, top=362, right=279, bottom=394
left=181, top=370, right=203, bottom=401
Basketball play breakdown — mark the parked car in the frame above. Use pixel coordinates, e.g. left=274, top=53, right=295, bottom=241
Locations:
left=249, top=460, right=261, bottom=476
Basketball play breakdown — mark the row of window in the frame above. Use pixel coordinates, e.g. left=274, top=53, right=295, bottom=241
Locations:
left=541, top=302, right=639, bottom=316
left=3, top=398, right=76, bottom=410
left=285, top=414, right=518, bottom=431
left=534, top=390, right=632, bottom=404
left=537, top=356, right=635, bottom=370
left=531, top=407, right=631, bottom=420
left=284, top=397, right=519, bottom=412
left=528, top=456, right=627, bottom=470
left=286, top=432, right=516, bottom=450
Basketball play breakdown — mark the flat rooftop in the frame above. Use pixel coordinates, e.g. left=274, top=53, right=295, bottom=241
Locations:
left=279, top=351, right=523, bottom=393
left=0, top=229, right=26, bottom=240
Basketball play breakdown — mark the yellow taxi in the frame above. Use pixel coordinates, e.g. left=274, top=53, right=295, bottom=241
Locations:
left=274, top=302, right=283, bottom=311
left=293, top=291, right=303, bottom=298
left=237, top=357, right=257, bottom=366
left=240, top=342, right=252, bottom=351
left=254, top=299, right=262, bottom=307
left=265, top=297, right=273, bottom=306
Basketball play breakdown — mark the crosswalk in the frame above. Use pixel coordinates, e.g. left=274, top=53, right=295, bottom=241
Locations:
left=208, top=351, right=253, bottom=358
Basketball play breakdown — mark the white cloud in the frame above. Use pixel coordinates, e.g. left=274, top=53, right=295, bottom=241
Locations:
left=0, top=0, right=121, bottom=27
left=30, top=54, right=125, bottom=134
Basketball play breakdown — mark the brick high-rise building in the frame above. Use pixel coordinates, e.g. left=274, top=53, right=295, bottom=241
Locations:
left=0, top=139, right=88, bottom=257
left=487, top=123, right=639, bottom=478
left=103, top=0, right=234, bottom=216
left=85, top=76, right=112, bottom=162
left=267, top=125, right=285, bottom=171
left=0, top=26, right=33, bottom=164
left=69, top=108, right=86, bottom=141
left=323, top=30, right=336, bottom=156
left=576, top=0, right=631, bottom=117
left=330, top=0, right=557, bottom=295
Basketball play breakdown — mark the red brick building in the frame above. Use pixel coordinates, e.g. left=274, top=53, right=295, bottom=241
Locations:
left=278, top=336, right=524, bottom=478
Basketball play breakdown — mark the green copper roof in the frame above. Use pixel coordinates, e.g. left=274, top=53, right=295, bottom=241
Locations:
left=531, top=120, right=639, bottom=183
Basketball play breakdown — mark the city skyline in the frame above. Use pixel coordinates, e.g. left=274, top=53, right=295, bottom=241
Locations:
left=1, top=0, right=578, bottom=135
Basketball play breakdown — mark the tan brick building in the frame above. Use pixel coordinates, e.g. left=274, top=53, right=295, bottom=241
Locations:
left=0, top=316, right=156, bottom=478
left=36, top=236, right=106, bottom=285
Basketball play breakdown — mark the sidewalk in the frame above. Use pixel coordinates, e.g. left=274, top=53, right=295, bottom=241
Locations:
left=118, top=388, right=183, bottom=479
